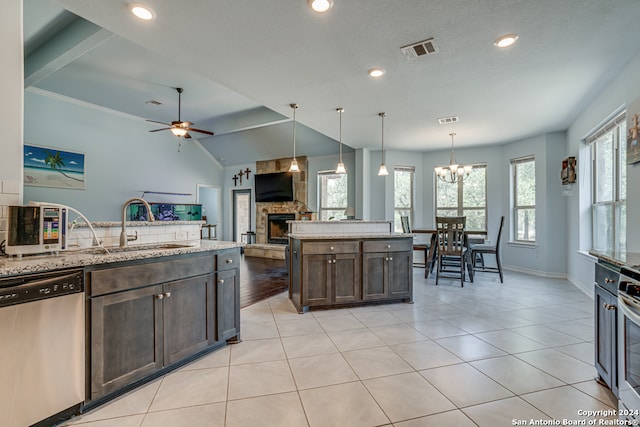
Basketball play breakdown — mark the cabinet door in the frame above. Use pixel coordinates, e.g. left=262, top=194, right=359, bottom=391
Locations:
left=90, top=285, right=163, bottom=400
left=362, top=252, right=388, bottom=300
left=302, top=254, right=332, bottom=306
left=216, top=268, right=240, bottom=342
left=388, top=251, right=412, bottom=298
left=333, top=253, right=361, bottom=303
left=594, top=284, right=617, bottom=394
left=163, top=274, right=213, bottom=365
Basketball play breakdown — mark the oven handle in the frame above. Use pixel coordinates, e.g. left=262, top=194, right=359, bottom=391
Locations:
left=619, top=292, right=640, bottom=324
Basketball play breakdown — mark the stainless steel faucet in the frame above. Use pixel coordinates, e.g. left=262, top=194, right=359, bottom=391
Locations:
left=120, top=198, right=155, bottom=247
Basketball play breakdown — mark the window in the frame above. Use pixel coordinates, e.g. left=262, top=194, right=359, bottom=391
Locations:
left=511, top=156, right=536, bottom=242
left=435, top=164, right=486, bottom=231
left=394, top=166, right=414, bottom=232
left=589, top=112, right=626, bottom=252
left=317, top=171, right=348, bottom=221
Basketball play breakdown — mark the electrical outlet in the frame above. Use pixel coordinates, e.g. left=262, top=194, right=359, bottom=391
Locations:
left=175, top=231, right=188, bottom=240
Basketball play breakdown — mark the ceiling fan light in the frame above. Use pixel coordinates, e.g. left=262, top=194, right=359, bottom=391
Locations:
left=308, top=0, right=333, bottom=13
left=335, top=162, right=346, bottom=174
left=129, top=3, right=156, bottom=20
left=171, top=127, right=188, bottom=137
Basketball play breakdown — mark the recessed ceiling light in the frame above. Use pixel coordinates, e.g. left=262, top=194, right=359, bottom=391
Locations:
left=308, top=0, right=333, bottom=13
left=129, top=3, right=156, bottom=21
left=368, top=68, right=385, bottom=78
left=494, top=33, right=519, bottom=48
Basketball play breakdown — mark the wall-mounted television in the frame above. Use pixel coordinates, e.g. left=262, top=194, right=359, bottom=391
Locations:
left=255, top=172, right=294, bottom=202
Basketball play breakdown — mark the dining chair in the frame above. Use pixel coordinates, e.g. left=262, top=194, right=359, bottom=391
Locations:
left=434, top=216, right=467, bottom=287
left=400, top=215, right=428, bottom=268
left=470, top=216, right=504, bottom=283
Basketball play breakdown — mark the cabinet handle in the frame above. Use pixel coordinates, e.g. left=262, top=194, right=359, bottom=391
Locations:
left=333, top=259, right=337, bottom=264
left=226, top=259, right=233, bottom=264
left=156, top=294, right=164, bottom=300
left=330, top=246, right=334, bottom=251
left=387, top=245, right=391, bottom=249
left=164, top=292, right=171, bottom=298
left=603, top=303, right=616, bottom=311
left=604, top=278, right=615, bottom=283
left=385, top=257, right=389, bottom=261
left=218, top=279, right=225, bottom=284
left=389, top=257, right=393, bottom=261
left=328, top=259, right=332, bottom=264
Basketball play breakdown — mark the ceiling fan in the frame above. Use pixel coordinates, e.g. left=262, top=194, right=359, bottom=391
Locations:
left=146, top=87, right=214, bottom=139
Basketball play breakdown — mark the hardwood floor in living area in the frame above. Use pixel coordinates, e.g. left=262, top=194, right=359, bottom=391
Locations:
left=239, top=254, right=289, bottom=308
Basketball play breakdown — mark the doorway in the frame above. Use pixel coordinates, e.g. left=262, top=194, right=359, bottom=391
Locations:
left=233, top=189, right=252, bottom=243
left=196, top=185, right=221, bottom=238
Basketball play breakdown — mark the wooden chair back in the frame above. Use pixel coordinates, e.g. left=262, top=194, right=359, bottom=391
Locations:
left=436, top=216, right=466, bottom=256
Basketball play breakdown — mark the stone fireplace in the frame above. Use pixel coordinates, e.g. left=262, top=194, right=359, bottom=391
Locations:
left=267, top=213, right=295, bottom=244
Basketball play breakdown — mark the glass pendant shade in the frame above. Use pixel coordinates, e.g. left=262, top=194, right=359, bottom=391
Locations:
left=335, top=162, right=346, bottom=174
left=378, top=164, right=389, bottom=176
left=289, top=103, right=300, bottom=172
left=289, top=158, right=299, bottom=172
left=378, top=112, right=388, bottom=177
left=335, top=107, right=346, bottom=174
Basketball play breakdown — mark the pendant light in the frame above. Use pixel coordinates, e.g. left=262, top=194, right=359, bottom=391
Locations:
left=335, top=107, right=346, bottom=174
left=378, top=112, right=389, bottom=176
left=434, top=132, right=472, bottom=184
left=289, top=103, right=300, bottom=172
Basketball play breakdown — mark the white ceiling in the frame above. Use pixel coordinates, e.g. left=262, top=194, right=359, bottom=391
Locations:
left=24, top=0, right=640, bottom=166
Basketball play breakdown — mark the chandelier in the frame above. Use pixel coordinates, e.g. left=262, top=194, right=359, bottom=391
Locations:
left=434, top=132, right=472, bottom=184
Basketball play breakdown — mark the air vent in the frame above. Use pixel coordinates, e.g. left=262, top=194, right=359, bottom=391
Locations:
left=438, top=116, right=459, bottom=125
left=401, top=38, right=439, bottom=60
left=146, top=100, right=162, bottom=106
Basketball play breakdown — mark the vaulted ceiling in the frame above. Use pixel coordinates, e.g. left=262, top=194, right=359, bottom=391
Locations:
left=24, top=0, right=640, bottom=166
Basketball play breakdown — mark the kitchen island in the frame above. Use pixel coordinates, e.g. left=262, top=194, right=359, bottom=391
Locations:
left=287, top=220, right=413, bottom=313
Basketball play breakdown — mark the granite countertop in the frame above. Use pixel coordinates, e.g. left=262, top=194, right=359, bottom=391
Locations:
left=589, top=249, right=640, bottom=269
left=0, top=240, right=241, bottom=277
left=288, top=233, right=411, bottom=239
left=286, top=220, right=391, bottom=224
left=74, top=220, right=204, bottom=228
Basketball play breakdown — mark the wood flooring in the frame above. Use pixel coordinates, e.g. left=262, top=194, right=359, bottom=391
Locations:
left=239, top=254, right=289, bottom=308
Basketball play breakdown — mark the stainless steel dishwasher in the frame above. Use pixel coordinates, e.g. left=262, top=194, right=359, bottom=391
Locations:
left=0, top=268, right=85, bottom=427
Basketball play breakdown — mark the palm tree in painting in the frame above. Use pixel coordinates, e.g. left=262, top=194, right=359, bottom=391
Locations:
left=44, top=150, right=83, bottom=182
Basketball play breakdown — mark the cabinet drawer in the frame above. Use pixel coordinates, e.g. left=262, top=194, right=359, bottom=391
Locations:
left=302, top=241, right=359, bottom=254
left=216, top=250, right=241, bottom=271
left=595, top=263, right=619, bottom=295
left=90, top=254, right=214, bottom=296
left=362, top=239, right=412, bottom=253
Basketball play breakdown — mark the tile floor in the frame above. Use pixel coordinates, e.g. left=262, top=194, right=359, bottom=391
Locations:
left=62, top=269, right=618, bottom=427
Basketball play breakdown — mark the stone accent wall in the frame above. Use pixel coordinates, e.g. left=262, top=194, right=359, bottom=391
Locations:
left=255, top=156, right=308, bottom=245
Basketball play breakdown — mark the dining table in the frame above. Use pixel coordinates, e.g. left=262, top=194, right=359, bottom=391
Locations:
left=412, top=228, right=488, bottom=280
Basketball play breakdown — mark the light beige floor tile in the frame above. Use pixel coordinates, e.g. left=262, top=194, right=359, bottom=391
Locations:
left=410, top=319, right=467, bottom=339
left=65, top=379, right=160, bottom=423
left=316, top=314, right=366, bottom=332
left=474, top=329, right=548, bottom=354
left=149, top=367, right=228, bottom=412
left=363, top=372, right=455, bottom=422
left=240, top=309, right=275, bottom=324
left=351, top=310, right=403, bottom=327
left=342, top=346, right=414, bottom=380
left=393, top=410, right=477, bottom=427
left=544, top=320, right=594, bottom=341
left=179, top=346, right=230, bottom=371
left=463, top=397, right=549, bottom=427
left=571, top=380, right=618, bottom=408
left=276, top=317, right=324, bottom=337
left=142, top=402, right=226, bottom=427
left=384, top=308, right=438, bottom=323
left=434, top=334, right=507, bottom=361
left=554, top=342, right=595, bottom=365
left=229, top=337, right=286, bottom=365
left=521, top=386, right=617, bottom=421
left=226, top=392, right=308, bottom=427
left=227, top=360, right=296, bottom=400
left=299, top=381, right=390, bottom=427
left=515, top=349, right=597, bottom=384
left=289, top=352, right=358, bottom=389
left=240, top=320, right=279, bottom=340
left=281, top=332, right=338, bottom=358
left=390, top=340, right=463, bottom=370
left=368, top=323, right=428, bottom=345
left=471, top=355, right=564, bottom=394
left=419, top=363, right=513, bottom=407
left=328, top=329, right=386, bottom=351
left=62, top=414, right=145, bottom=427
left=444, top=315, right=504, bottom=333
left=511, top=325, right=584, bottom=347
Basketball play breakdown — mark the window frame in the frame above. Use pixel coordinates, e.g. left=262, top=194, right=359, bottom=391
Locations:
left=588, top=111, right=626, bottom=253
left=511, top=155, right=536, bottom=243
left=434, top=163, right=487, bottom=232
left=393, top=166, right=415, bottom=232
left=317, top=170, right=348, bottom=221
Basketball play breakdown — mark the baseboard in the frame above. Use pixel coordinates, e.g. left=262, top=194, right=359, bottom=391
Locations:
left=503, top=265, right=566, bottom=279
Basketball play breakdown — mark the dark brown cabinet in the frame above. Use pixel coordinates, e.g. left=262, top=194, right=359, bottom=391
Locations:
left=87, top=249, right=240, bottom=401
left=594, top=262, right=619, bottom=397
left=289, top=237, right=411, bottom=312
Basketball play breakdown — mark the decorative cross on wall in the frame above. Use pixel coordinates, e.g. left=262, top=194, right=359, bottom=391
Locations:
left=232, top=175, right=239, bottom=186
left=232, top=168, right=252, bottom=187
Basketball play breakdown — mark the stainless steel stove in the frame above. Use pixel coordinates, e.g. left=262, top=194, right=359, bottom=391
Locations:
left=618, top=267, right=640, bottom=423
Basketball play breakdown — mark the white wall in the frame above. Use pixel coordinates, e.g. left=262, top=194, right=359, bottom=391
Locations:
left=23, top=91, right=224, bottom=221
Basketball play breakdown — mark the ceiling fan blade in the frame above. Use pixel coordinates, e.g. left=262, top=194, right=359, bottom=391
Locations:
left=187, top=127, right=214, bottom=136
left=184, top=132, right=192, bottom=139
left=146, top=119, right=171, bottom=126
left=149, top=128, right=172, bottom=132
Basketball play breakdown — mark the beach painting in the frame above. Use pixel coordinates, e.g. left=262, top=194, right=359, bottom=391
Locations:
left=24, top=144, right=86, bottom=189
